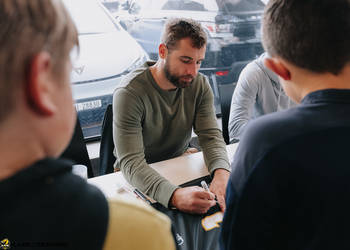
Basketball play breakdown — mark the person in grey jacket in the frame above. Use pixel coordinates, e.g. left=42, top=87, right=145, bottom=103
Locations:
left=228, top=52, right=295, bottom=143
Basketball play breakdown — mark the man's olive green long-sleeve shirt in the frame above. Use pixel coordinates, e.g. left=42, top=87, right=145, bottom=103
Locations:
left=113, top=62, right=230, bottom=207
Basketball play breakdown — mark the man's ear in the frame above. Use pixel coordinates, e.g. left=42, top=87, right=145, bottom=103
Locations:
left=264, top=57, right=291, bottom=81
left=26, top=52, right=57, bottom=116
left=158, top=43, right=168, bottom=59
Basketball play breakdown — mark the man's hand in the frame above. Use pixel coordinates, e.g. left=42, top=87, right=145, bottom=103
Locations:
left=210, top=169, right=230, bottom=212
left=182, top=147, right=199, bottom=156
left=170, top=186, right=216, bottom=214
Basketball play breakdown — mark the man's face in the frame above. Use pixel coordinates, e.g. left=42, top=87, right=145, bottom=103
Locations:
left=163, top=38, right=206, bottom=88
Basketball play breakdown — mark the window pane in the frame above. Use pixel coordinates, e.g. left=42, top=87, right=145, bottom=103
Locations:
left=70, top=0, right=265, bottom=139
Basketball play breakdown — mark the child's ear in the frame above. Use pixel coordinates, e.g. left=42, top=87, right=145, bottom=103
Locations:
left=264, top=57, right=291, bottom=81
left=26, top=52, right=57, bottom=116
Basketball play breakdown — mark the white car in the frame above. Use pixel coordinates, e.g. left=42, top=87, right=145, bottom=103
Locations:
left=63, top=0, right=148, bottom=139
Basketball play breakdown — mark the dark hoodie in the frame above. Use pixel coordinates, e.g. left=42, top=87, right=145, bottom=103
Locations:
left=0, top=158, right=108, bottom=250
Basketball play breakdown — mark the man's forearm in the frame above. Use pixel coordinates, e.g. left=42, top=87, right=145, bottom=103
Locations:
left=228, top=115, right=248, bottom=142
left=197, top=130, right=230, bottom=174
left=120, top=160, right=178, bottom=207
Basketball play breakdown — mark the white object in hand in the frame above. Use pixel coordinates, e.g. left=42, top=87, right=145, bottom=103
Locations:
left=201, top=180, right=210, bottom=192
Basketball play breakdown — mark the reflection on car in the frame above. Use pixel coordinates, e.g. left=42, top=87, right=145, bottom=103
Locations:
left=63, top=0, right=148, bottom=139
left=104, top=0, right=265, bottom=113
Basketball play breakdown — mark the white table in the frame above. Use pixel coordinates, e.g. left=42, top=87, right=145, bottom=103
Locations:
left=88, top=143, right=238, bottom=199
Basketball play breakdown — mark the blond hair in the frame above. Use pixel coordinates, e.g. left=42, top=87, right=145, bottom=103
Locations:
left=0, top=0, right=78, bottom=121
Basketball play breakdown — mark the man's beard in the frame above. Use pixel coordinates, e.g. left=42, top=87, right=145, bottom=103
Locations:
left=164, top=61, right=194, bottom=88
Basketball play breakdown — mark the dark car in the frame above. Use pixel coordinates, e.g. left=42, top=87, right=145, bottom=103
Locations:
left=104, top=0, right=265, bottom=113
left=214, top=0, right=265, bottom=83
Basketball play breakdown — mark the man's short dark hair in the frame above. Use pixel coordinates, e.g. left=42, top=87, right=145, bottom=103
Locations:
left=262, top=0, right=350, bottom=75
left=161, top=18, right=207, bottom=52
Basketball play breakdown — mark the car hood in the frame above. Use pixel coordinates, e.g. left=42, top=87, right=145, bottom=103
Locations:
left=134, top=10, right=217, bottom=23
left=71, top=30, right=144, bottom=83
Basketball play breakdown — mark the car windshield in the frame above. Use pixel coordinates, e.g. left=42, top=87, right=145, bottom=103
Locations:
left=218, top=0, right=265, bottom=13
left=63, top=0, right=117, bottom=34
left=129, top=0, right=219, bottom=12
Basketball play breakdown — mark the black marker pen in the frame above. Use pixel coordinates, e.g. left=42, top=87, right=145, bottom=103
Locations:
left=133, top=188, right=152, bottom=205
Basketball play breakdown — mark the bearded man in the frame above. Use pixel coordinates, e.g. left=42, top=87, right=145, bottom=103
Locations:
left=113, top=18, right=230, bottom=214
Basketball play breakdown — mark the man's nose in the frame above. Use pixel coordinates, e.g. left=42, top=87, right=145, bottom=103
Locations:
left=186, top=63, right=199, bottom=76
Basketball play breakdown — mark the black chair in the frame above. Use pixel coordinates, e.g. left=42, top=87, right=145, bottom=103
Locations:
left=218, top=84, right=236, bottom=145
left=99, top=104, right=116, bottom=176
left=60, top=118, right=94, bottom=178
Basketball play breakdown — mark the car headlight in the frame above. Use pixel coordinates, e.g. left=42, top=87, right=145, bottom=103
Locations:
left=125, top=52, right=149, bottom=73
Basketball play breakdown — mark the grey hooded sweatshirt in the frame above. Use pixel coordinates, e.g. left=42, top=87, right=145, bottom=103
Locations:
left=228, top=53, right=296, bottom=143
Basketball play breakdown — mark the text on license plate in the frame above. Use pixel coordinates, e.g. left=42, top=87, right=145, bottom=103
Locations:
left=75, top=100, right=102, bottom=112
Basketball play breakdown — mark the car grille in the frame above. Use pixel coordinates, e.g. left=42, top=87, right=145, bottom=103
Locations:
left=221, top=42, right=263, bottom=66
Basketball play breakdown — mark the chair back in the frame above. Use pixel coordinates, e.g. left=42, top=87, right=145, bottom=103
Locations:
left=60, top=118, right=94, bottom=178
left=99, top=104, right=116, bottom=176
left=218, top=84, right=236, bottom=144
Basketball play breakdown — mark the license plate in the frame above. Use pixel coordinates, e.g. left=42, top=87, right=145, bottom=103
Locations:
left=75, top=100, right=102, bottom=112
